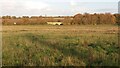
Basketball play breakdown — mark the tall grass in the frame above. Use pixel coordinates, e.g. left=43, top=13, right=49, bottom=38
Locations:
left=2, top=25, right=119, bottom=66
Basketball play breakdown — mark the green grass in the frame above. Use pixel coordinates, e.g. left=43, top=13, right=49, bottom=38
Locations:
left=2, top=25, right=119, bottom=66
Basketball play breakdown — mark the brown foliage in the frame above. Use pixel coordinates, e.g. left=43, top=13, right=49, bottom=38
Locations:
left=1, top=13, right=118, bottom=25
left=63, top=16, right=73, bottom=25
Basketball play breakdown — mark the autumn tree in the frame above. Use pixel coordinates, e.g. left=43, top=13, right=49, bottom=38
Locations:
left=63, top=16, right=73, bottom=25
left=72, top=14, right=83, bottom=25
left=114, top=14, right=120, bottom=25
left=1, top=13, right=118, bottom=25
left=2, top=16, right=11, bottom=19
left=11, top=16, right=17, bottom=19
left=82, top=13, right=92, bottom=25
left=22, top=16, right=30, bottom=24
left=91, top=13, right=99, bottom=25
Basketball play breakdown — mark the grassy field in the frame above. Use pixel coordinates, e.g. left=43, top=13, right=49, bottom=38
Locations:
left=2, top=25, right=119, bottom=66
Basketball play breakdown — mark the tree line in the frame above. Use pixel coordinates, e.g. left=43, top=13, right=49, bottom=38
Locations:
left=1, top=13, right=120, bottom=25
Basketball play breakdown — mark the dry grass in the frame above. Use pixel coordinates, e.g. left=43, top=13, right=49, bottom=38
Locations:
left=2, top=25, right=119, bottom=66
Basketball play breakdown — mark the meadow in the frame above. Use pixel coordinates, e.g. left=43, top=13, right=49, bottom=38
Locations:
left=2, top=25, right=119, bottom=66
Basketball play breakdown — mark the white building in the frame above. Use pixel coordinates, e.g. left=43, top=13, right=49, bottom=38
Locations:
left=47, top=22, right=63, bottom=25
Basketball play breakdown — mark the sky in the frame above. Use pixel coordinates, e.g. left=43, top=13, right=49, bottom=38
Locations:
left=0, top=0, right=119, bottom=16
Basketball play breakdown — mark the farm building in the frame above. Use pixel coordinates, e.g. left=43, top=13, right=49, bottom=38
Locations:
left=47, top=22, right=63, bottom=25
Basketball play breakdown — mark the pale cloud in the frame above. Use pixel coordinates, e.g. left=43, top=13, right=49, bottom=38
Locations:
left=42, top=0, right=119, bottom=2
left=0, top=0, right=118, bottom=16
left=0, top=0, right=19, bottom=10
left=71, top=7, right=92, bottom=14
left=24, top=1, right=49, bottom=9
left=0, top=0, right=49, bottom=16
left=0, top=0, right=49, bottom=9
left=0, top=0, right=25, bottom=15
left=70, top=2, right=92, bottom=14
left=70, top=0, right=77, bottom=6
left=94, top=8, right=118, bottom=14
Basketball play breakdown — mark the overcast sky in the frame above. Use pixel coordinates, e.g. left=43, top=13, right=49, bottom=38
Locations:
left=0, top=0, right=119, bottom=16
